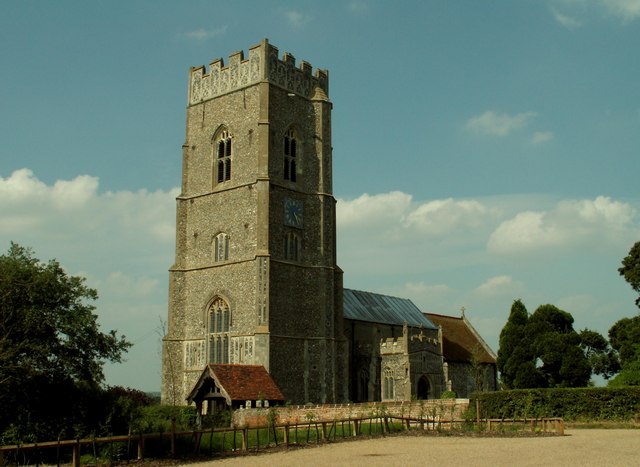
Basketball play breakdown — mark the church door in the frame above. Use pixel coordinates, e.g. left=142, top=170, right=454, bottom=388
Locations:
left=417, top=376, right=430, bottom=400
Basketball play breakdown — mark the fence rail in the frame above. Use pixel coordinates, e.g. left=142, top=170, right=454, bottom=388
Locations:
left=0, top=416, right=564, bottom=466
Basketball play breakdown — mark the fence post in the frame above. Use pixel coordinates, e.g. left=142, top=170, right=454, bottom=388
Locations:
left=137, top=433, right=144, bottom=460
left=170, top=418, right=176, bottom=457
left=284, top=425, right=289, bottom=446
left=241, top=428, right=248, bottom=451
left=72, top=440, right=80, bottom=467
left=321, top=422, right=327, bottom=441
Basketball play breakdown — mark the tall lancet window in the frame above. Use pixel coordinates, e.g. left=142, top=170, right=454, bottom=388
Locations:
left=215, top=129, right=232, bottom=184
left=284, top=232, right=301, bottom=261
left=213, top=232, right=229, bottom=262
left=208, top=297, right=231, bottom=363
left=383, top=367, right=395, bottom=400
left=284, top=128, right=298, bottom=182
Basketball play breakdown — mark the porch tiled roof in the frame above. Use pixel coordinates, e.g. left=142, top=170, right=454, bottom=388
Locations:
left=186, top=364, right=285, bottom=404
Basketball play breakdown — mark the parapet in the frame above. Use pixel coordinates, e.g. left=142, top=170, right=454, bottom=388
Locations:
left=188, top=38, right=329, bottom=105
left=380, top=337, right=405, bottom=354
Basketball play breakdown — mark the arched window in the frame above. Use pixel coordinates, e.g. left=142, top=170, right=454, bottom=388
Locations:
left=284, top=232, right=301, bottom=261
left=208, top=297, right=231, bottom=363
left=383, top=368, right=395, bottom=400
left=213, top=233, right=229, bottom=262
left=283, top=128, right=298, bottom=182
left=214, top=129, right=232, bottom=184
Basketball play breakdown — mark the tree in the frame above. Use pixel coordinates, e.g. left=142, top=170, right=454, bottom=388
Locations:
left=579, top=329, right=620, bottom=380
left=605, top=242, right=640, bottom=387
left=607, top=315, right=640, bottom=387
left=497, top=300, right=534, bottom=388
left=608, top=315, right=640, bottom=367
left=497, top=301, right=594, bottom=389
left=619, top=241, right=640, bottom=308
left=527, top=304, right=591, bottom=388
left=0, top=243, right=131, bottom=441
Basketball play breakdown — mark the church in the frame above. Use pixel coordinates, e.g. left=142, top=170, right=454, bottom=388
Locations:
left=161, top=39, right=496, bottom=406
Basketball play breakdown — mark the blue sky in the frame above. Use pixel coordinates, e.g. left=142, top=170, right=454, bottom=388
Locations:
left=1, top=0, right=639, bottom=391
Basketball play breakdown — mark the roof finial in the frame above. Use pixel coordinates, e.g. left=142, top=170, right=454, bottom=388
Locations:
left=460, top=306, right=466, bottom=318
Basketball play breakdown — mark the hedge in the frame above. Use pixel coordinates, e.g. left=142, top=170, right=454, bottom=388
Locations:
left=474, top=387, right=640, bottom=421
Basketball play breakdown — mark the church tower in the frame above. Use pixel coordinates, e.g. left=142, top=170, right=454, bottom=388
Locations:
left=162, top=39, right=346, bottom=405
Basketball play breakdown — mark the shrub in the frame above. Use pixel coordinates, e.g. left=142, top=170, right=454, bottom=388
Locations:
left=440, top=390, right=457, bottom=399
left=476, top=387, right=640, bottom=421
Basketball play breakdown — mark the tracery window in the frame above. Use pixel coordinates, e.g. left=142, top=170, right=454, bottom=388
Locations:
left=213, top=232, right=229, bottom=262
left=208, top=297, right=231, bottom=363
left=215, top=129, right=232, bottom=184
left=283, top=128, right=298, bottom=182
left=383, top=368, right=395, bottom=400
left=284, top=232, right=301, bottom=261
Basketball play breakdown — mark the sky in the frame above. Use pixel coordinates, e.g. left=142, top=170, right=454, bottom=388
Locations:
left=1, top=0, right=639, bottom=392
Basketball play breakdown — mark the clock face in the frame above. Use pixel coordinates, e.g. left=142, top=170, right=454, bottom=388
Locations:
left=284, top=198, right=304, bottom=228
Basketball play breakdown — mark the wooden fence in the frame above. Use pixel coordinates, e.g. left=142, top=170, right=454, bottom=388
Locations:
left=0, top=416, right=564, bottom=466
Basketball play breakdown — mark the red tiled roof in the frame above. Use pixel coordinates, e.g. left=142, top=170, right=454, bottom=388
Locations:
left=425, top=313, right=496, bottom=364
left=210, top=364, right=285, bottom=401
left=187, top=364, right=285, bottom=403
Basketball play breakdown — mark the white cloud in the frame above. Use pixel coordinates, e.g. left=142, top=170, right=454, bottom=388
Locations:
left=0, top=169, right=99, bottom=231
left=475, top=275, right=523, bottom=297
left=466, top=111, right=537, bottom=136
left=552, top=8, right=583, bottom=29
left=285, top=10, right=311, bottom=28
left=0, top=168, right=178, bottom=265
left=337, top=191, right=412, bottom=229
left=0, top=168, right=71, bottom=202
left=404, top=198, right=493, bottom=235
left=183, top=27, right=227, bottom=41
left=337, top=192, right=495, bottom=238
left=553, top=0, right=640, bottom=23
left=52, top=175, right=99, bottom=209
left=599, top=0, right=640, bottom=21
left=487, top=196, right=638, bottom=254
left=531, top=131, right=554, bottom=144
left=489, top=211, right=560, bottom=253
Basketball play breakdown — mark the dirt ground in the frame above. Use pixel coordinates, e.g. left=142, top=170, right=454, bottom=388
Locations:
left=181, top=429, right=639, bottom=467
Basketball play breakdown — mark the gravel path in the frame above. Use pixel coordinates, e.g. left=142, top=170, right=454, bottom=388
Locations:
left=181, top=429, right=639, bottom=466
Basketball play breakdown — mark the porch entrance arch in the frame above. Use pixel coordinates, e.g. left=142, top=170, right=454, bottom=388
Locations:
left=417, top=375, right=431, bottom=399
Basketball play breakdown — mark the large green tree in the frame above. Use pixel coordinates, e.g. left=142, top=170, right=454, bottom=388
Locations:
left=0, top=243, right=131, bottom=441
left=607, top=315, right=640, bottom=387
left=619, top=241, right=640, bottom=308
left=497, top=301, right=597, bottom=388
left=497, top=300, right=539, bottom=388
left=606, top=241, right=640, bottom=386
left=579, top=329, right=620, bottom=380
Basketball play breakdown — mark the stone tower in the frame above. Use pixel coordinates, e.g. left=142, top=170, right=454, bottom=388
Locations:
left=162, top=39, right=346, bottom=405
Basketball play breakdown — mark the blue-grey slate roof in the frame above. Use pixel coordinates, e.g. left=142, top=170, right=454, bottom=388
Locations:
left=343, top=288, right=437, bottom=329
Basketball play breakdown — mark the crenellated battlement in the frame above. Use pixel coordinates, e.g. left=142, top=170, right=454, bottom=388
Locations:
left=380, top=336, right=406, bottom=354
left=188, top=38, right=329, bottom=105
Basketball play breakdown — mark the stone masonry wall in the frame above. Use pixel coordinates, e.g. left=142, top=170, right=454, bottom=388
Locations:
left=232, top=400, right=470, bottom=429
